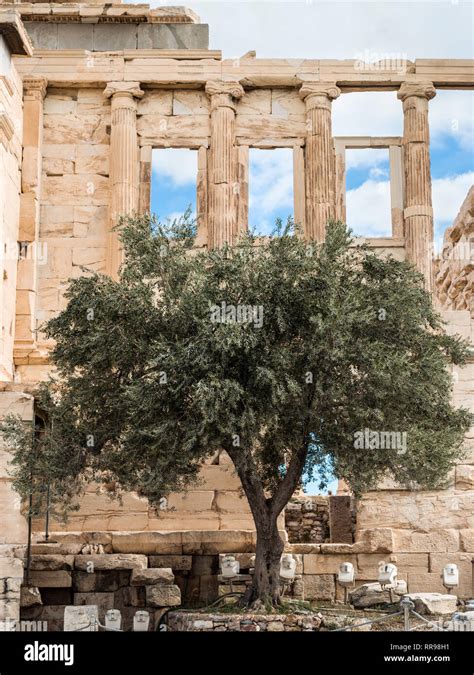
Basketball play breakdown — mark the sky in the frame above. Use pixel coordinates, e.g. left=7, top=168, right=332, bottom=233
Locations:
left=147, top=0, right=474, bottom=493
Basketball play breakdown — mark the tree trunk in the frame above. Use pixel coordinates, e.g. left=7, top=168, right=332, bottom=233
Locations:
left=243, top=513, right=284, bottom=607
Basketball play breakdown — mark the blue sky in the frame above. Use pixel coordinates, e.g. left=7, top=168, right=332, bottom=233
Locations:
left=147, top=0, right=473, bottom=495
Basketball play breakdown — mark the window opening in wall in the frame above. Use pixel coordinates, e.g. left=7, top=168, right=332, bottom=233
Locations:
left=151, top=148, right=198, bottom=225
left=428, top=90, right=474, bottom=253
left=248, top=148, right=294, bottom=236
left=345, top=148, right=391, bottom=237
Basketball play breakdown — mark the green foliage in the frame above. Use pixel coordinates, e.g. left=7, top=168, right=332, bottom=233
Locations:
left=1, top=213, right=471, bottom=517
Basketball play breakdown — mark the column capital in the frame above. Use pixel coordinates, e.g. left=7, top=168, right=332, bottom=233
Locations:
left=104, top=81, right=144, bottom=100
left=23, top=77, right=48, bottom=100
left=299, top=81, right=341, bottom=106
left=397, top=81, right=436, bottom=102
left=205, top=79, right=244, bottom=110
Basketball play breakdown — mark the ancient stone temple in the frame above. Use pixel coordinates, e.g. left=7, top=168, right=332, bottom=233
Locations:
left=0, top=2, right=472, bottom=628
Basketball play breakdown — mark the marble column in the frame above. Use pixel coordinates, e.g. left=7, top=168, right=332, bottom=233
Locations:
left=14, top=77, right=47, bottom=358
left=299, top=82, right=340, bottom=242
left=104, top=82, right=144, bottom=278
left=398, top=81, right=436, bottom=290
left=205, top=80, right=244, bottom=248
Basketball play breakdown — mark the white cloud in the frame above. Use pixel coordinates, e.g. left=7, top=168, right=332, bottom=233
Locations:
left=152, top=148, right=197, bottom=186
left=345, top=148, right=389, bottom=171
left=432, top=171, right=474, bottom=224
left=346, top=179, right=392, bottom=237
left=345, top=171, right=474, bottom=239
left=249, top=148, right=294, bottom=214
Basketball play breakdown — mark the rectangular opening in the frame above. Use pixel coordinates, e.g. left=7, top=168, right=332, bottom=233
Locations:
left=151, top=148, right=198, bottom=223
left=248, top=148, right=294, bottom=236
left=345, top=148, right=392, bottom=237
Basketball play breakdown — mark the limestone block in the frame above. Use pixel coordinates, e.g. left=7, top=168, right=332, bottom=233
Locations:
left=0, top=482, right=28, bottom=545
left=302, top=574, right=335, bottom=601
left=393, top=529, right=460, bottom=553
left=214, top=491, right=251, bottom=514
left=20, top=586, right=42, bottom=608
left=303, top=553, right=358, bottom=575
left=40, top=204, right=75, bottom=225
left=350, top=581, right=407, bottom=608
left=148, top=555, right=192, bottom=571
left=218, top=515, right=256, bottom=531
left=0, top=599, right=21, bottom=621
left=136, top=115, right=210, bottom=143
left=75, top=145, right=109, bottom=176
left=77, top=88, right=110, bottom=115
left=74, top=205, right=108, bottom=229
left=43, top=156, right=75, bottom=177
left=0, top=557, right=23, bottom=579
left=145, top=584, right=181, bottom=608
left=358, top=492, right=473, bottom=530
left=148, top=513, right=221, bottom=531
left=172, top=91, right=209, bottom=116
left=74, top=554, right=147, bottom=571
left=353, top=528, right=394, bottom=553
left=43, top=97, right=77, bottom=116
left=166, top=491, right=215, bottom=512
left=42, top=175, right=109, bottom=206
left=455, top=465, right=474, bottom=489
left=31, top=543, right=83, bottom=556
left=407, top=572, right=449, bottom=595
left=0, top=391, right=34, bottom=420
left=40, top=246, right=72, bottom=280
left=388, top=553, right=430, bottom=569
left=237, top=90, right=271, bottom=115
left=235, top=115, right=306, bottom=141
left=72, top=571, right=130, bottom=594
left=43, top=115, right=109, bottom=146
left=29, top=555, right=74, bottom=571
left=28, top=571, right=72, bottom=588
left=74, top=592, right=114, bottom=619
left=42, top=144, right=76, bottom=161
left=137, top=91, right=173, bottom=116
left=72, top=247, right=106, bottom=268
left=460, top=529, right=474, bottom=552
left=404, top=593, right=457, bottom=616
left=111, top=532, right=183, bottom=555
left=181, top=531, right=257, bottom=555
left=130, top=568, right=174, bottom=586
left=196, top=464, right=241, bottom=491
left=271, top=89, right=305, bottom=117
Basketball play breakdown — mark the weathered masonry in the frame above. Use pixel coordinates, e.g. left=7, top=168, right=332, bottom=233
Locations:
left=0, top=3, right=473, bottom=627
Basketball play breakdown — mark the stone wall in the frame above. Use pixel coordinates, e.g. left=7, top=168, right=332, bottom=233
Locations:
left=18, top=549, right=181, bottom=631
left=285, top=495, right=330, bottom=543
left=167, top=610, right=323, bottom=632
left=356, top=310, right=473, bottom=598
left=0, top=551, right=24, bottom=628
left=31, top=451, right=257, bottom=533
left=435, top=187, right=473, bottom=314
left=0, top=14, right=30, bottom=381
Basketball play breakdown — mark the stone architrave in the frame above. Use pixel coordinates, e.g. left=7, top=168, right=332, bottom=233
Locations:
left=397, top=81, right=437, bottom=290
left=299, top=81, right=340, bottom=242
left=205, top=80, right=244, bottom=248
left=103, top=82, right=144, bottom=278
